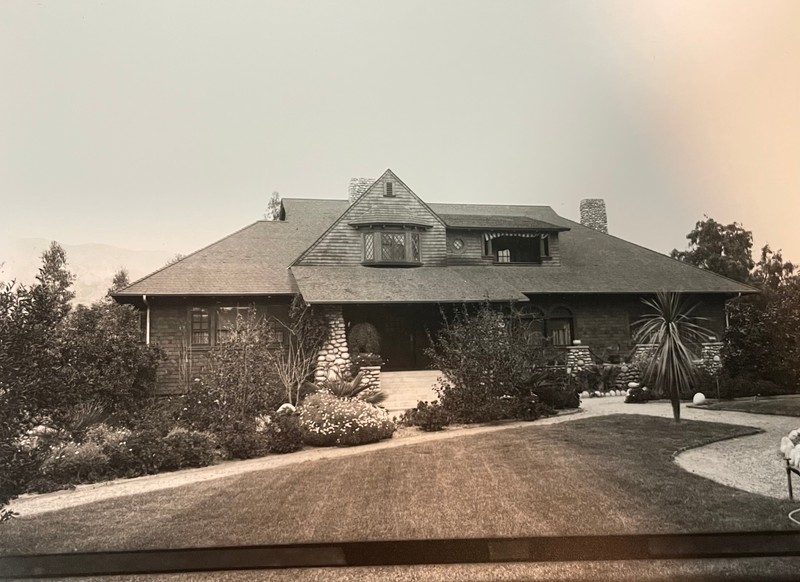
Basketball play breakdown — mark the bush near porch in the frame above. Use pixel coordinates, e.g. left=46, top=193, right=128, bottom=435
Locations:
left=424, top=304, right=579, bottom=424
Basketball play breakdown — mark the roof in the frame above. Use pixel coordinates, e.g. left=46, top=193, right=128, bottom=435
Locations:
left=114, top=198, right=345, bottom=296
left=290, top=266, right=528, bottom=303
left=438, top=213, right=568, bottom=231
left=114, top=196, right=757, bottom=298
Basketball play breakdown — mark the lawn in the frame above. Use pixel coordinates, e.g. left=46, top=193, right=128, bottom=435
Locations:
left=0, top=414, right=795, bottom=560
left=695, top=395, right=800, bottom=417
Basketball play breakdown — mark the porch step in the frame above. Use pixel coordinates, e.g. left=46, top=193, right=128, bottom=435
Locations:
left=380, top=370, right=442, bottom=417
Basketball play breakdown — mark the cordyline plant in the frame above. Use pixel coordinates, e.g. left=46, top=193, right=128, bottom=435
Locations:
left=633, top=291, right=712, bottom=422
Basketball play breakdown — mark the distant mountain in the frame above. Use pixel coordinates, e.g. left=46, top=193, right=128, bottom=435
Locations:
left=0, top=238, right=175, bottom=306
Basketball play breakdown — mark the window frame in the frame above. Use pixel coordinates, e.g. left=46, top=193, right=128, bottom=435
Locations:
left=483, top=233, right=551, bottom=264
left=362, top=228, right=423, bottom=266
left=187, top=303, right=285, bottom=348
left=545, top=306, right=575, bottom=347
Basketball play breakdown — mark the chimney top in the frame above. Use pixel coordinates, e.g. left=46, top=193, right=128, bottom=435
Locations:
left=348, top=178, right=374, bottom=204
left=579, top=199, right=608, bottom=233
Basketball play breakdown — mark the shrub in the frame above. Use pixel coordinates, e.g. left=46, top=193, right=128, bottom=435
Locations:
left=529, top=372, right=580, bottom=410
left=162, top=428, right=217, bottom=469
left=403, top=401, right=450, bottom=432
left=217, top=421, right=269, bottom=460
left=624, top=385, right=652, bottom=403
left=348, top=322, right=381, bottom=354
left=426, top=304, right=545, bottom=423
left=39, top=441, right=109, bottom=486
left=123, top=428, right=173, bottom=475
left=85, top=423, right=138, bottom=478
left=299, top=392, right=395, bottom=447
left=264, top=411, right=303, bottom=454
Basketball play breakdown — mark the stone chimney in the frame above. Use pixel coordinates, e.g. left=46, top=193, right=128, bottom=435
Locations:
left=348, top=177, right=374, bottom=204
left=579, top=199, right=608, bottom=233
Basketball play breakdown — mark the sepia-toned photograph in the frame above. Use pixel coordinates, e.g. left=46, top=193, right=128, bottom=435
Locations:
left=1, top=1, right=799, bottom=580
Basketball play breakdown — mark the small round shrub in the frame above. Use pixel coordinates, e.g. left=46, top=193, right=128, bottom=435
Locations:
left=39, top=441, right=110, bottom=487
left=299, top=392, right=395, bottom=447
left=403, top=401, right=450, bottom=432
left=85, top=423, right=138, bottom=478
left=162, top=428, right=217, bottom=469
left=624, top=385, right=652, bottom=403
left=264, top=412, right=304, bottom=454
left=218, top=422, right=269, bottom=459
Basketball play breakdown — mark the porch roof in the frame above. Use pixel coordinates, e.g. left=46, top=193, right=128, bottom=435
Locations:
left=290, top=266, right=529, bottom=303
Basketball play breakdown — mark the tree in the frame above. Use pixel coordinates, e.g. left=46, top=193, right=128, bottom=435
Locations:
left=633, top=292, right=712, bottom=422
left=671, top=217, right=754, bottom=283
left=164, top=254, right=186, bottom=268
left=107, top=268, right=130, bottom=296
left=264, top=191, right=281, bottom=221
left=752, top=244, right=795, bottom=290
left=32, top=242, right=75, bottom=323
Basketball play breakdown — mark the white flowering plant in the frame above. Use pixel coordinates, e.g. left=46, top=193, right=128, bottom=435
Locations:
left=299, top=392, right=395, bottom=447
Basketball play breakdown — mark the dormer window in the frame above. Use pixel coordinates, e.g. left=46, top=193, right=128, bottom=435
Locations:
left=483, top=232, right=551, bottom=264
left=362, top=228, right=422, bottom=266
left=384, top=182, right=394, bottom=197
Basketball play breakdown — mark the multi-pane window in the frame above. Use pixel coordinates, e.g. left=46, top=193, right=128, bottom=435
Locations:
left=364, top=232, right=374, bottom=261
left=411, top=233, right=420, bottom=261
left=190, top=308, right=210, bottom=346
left=381, top=232, right=406, bottom=261
left=497, top=249, right=511, bottom=263
left=385, top=182, right=394, bottom=197
left=547, top=307, right=574, bottom=347
left=362, top=230, right=422, bottom=264
left=216, top=306, right=250, bottom=343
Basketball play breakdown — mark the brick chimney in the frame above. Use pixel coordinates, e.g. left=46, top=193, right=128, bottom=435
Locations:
left=348, top=178, right=374, bottom=204
left=579, top=199, right=608, bottom=233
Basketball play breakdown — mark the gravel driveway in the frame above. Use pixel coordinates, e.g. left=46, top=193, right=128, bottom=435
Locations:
left=9, top=397, right=795, bottom=518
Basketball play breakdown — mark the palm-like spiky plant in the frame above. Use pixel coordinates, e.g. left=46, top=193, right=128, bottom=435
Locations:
left=633, top=291, right=712, bottom=422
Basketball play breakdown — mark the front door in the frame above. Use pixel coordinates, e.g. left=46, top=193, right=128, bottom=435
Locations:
left=382, top=312, right=415, bottom=370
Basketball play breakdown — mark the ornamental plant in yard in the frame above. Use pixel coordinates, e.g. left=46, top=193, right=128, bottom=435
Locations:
left=632, top=291, right=712, bottom=422
left=299, top=392, right=395, bottom=446
left=402, top=400, right=450, bottom=432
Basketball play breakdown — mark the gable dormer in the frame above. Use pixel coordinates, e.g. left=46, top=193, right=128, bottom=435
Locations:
left=292, top=170, right=448, bottom=267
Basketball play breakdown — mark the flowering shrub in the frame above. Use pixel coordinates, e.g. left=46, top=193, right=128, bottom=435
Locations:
left=39, top=441, right=109, bottom=487
left=402, top=401, right=450, bottom=432
left=299, top=392, right=395, bottom=446
left=263, top=409, right=303, bottom=454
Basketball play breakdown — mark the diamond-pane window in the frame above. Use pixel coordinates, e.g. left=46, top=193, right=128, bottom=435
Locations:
left=364, top=232, right=374, bottom=261
left=381, top=232, right=406, bottom=261
left=411, top=233, right=420, bottom=261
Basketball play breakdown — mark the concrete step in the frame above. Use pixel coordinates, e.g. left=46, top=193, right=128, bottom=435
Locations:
left=380, top=370, right=442, bottom=415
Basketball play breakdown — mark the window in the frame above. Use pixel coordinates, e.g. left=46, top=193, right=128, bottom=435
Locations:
left=216, top=306, right=250, bottom=343
left=546, top=306, right=574, bottom=346
left=382, top=232, right=406, bottom=261
left=385, top=182, right=394, bottom=197
left=190, top=308, right=210, bottom=346
left=363, top=230, right=423, bottom=265
left=484, top=233, right=550, bottom=263
left=452, top=238, right=464, bottom=251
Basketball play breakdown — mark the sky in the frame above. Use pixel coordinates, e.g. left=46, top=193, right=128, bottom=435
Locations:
left=1, top=0, right=798, bottom=262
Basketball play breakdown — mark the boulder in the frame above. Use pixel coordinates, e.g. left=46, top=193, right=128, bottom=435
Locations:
left=692, top=393, right=706, bottom=405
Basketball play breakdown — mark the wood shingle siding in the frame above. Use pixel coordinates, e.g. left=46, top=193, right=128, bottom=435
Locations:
left=294, top=171, right=449, bottom=267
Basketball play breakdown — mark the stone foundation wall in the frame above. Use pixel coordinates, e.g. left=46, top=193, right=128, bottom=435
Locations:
left=700, top=342, right=724, bottom=374
left=565, top=345, right=592, bottom=371
left=314, top=306, right=352, bottom=383
left=359, top=366, right=381, bottom=390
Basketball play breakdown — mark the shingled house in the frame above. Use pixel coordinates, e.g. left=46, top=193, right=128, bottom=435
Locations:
left=113, top=169, right=756, bottom=399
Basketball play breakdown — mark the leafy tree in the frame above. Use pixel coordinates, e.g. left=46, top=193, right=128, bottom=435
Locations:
left=670, top=217, right=754, bottom=283
left=633, top=292, right=712, bottom=422
left=751, top=244, right=795, bottom=290
left=108, top=268, right=130, bottom=296
left=724, top=276, right=800, bottom=389
left=264, top=191, right=281, bottom=221
left=164, top=253, right=186, bottom=267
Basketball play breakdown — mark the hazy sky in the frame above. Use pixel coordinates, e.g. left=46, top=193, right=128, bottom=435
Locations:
left=2, top=0, right=798, bottom=262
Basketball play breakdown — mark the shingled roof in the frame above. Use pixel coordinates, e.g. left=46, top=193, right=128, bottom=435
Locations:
left=438, top=213, right=568, bottom=231
left=114, top=197, right=757, bottom=299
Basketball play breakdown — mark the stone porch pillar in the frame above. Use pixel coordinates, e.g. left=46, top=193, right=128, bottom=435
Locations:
left=314, top=306, right=352, bottom=383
